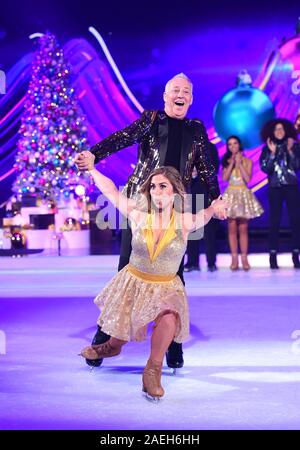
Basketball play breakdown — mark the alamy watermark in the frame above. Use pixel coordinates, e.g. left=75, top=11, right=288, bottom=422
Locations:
left=291, top=330, right=300, bottom=355
left=0, top=330, right=6, bottom=355
left=0, top=69, right=6, bottom=94
left=291, top=70, right=300, bottom=95
left=94, top=191, right=206, bottom=240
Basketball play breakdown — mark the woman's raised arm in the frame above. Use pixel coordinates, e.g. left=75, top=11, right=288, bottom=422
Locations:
left=78, top=151, right=137, bottom=218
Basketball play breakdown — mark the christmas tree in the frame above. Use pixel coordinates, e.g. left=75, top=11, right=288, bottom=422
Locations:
left=13, top=32, right=90, bottom=204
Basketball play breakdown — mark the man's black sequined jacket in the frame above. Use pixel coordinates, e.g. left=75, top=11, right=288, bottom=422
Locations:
left=91, top=110, right=220, bottom=202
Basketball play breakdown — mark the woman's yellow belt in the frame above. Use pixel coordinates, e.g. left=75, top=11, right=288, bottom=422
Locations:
left=127, top=264, right=176, bottom=283
left=228, top=184, right=247, bottom=189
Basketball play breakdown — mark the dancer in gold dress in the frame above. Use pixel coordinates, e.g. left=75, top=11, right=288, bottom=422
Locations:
left=222, top=136, right=263, bottom=271
left=79, top=151, right=227, bottom=400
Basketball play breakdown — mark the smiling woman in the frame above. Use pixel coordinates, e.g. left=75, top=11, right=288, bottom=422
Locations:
left=149, top=175, right=174, bottom=211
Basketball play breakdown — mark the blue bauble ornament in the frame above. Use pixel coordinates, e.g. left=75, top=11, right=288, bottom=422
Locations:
left=213, top=84, right=275, bottom=149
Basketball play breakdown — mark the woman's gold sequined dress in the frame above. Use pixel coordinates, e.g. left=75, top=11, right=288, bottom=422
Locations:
left=94, top=211, right=189, bottom=343
left=223, top=162, right=264, bottom=219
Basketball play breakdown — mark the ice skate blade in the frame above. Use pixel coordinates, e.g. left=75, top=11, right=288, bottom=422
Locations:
left=142, top=390, right=162, bottom=403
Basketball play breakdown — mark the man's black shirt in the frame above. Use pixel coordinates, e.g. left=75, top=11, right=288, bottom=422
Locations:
left=164, top=116, right=184, bottom=171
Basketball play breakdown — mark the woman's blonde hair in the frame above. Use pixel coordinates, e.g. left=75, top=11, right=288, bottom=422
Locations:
left=137, top=166, right=187, bottom=213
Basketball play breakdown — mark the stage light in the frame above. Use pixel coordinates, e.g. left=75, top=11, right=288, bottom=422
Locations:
left=29, top=33, right=44, bottom=40
left=75, top=185, right=85, bottom=196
